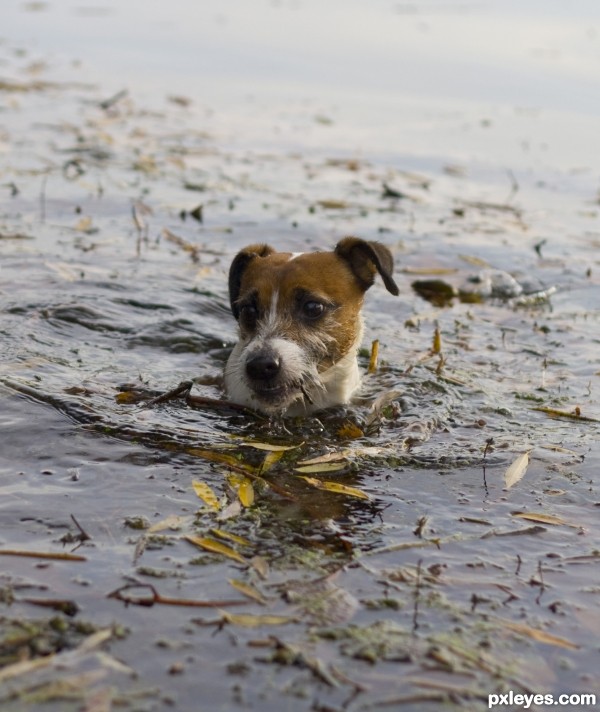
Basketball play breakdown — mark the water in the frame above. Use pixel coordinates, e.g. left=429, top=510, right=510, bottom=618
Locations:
left=1, top=2, right=599, bottom=710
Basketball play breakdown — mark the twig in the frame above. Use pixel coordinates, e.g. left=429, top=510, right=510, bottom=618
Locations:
left=534, top=560, right=546, bottom=604
left=412, top=558, right=423, bottom=634
left=98, top=88, right=128, bottom=111
left=515, top=554, right=522, bottom=576
left=144, top=380, right=193, bottom=406
left=0, top=549, right=86, bottom=561
left=107, top=583, right=249, bottom=609
left=70, top=514, right=91, bottom=544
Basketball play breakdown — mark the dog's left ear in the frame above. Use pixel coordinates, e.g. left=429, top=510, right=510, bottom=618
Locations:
left=335, top=237, right=399, bottom=296
left=228, top=244, right=275, bottom=319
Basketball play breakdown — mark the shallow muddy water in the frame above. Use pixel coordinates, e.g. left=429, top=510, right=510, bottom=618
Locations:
left=1, top=2, right=599, bottom=711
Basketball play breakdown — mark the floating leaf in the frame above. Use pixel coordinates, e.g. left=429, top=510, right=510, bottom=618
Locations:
left=184, top=536, right=246, bottom=564
left=511, top=512, right=577, bottom=528
left=188, top=448, right=256, bottom=472
left=242, top=441, right=302, bottom=452
left=192, top=481, right=220, bottom=511
left=260, top=450, right=284, bottom=473
left=294, top=462, right=348, bottom=474
left=238, top=480, right=255, bottom=508
left=148, top=515, right=187, bottom=533
left=74, top=216, right=93, bottom=232
left=337, top=421, right=364, bottom=439
left=228, top=579, right=267, bottom=605
left=432, top=324, right=442, bottom=354
left=502, top=620, right=580, bottom=650
left=210, top=529, right=252, bottom=548
left=250, top=556, right=270, bottom=579
left=532, top=407, right=599, bottom=423
left=219, top=611, right=297, bottom=627
left=503, top=452, right=530, bottom=489
left=216, top=500, right=242, bottom=522
left=368, top=339, right=379, bottom=374
left=316, top=199, right=348, bottom=210
left=298, top=476, right=370, bottom=500
left=459, top=254, right=491, bottom=268
left=297, top=451, right=350, bottom=467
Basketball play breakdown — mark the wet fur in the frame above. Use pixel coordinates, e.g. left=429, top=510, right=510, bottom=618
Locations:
left=225, top=238, right=399, bottom=416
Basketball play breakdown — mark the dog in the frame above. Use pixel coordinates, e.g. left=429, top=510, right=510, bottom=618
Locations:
left=224, top=237, right=399, bottom=416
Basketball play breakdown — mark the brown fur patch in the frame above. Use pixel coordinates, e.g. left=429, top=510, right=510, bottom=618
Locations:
left=237, top=251, right=366, bottom=364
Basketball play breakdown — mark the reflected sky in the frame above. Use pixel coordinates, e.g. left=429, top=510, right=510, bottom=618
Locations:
left=2, top=1, right=600, bottom=173
left=3, top=0, right=600, bottom=112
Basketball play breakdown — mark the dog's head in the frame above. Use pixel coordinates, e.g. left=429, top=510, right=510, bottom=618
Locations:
left=224, top=237, right=399, bottom=416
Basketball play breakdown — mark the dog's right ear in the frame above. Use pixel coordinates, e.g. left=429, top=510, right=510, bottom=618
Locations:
left=228, top=244, right=275, bottom=319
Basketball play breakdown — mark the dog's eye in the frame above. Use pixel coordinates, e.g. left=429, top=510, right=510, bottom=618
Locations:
left=302, top=301, right=325, bottom=319
left=239, top=304, right=258, bottom=327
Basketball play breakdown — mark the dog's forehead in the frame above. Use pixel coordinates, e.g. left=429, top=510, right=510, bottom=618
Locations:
left=240, top=251, right=364, bottom=304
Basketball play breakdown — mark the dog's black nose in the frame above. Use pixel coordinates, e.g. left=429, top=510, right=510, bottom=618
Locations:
left=246, top=353, right=280, bottom=381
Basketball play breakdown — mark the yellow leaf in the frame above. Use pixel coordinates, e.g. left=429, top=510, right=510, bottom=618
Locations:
left=184, top=536, right=246, bottom=564
left=188, top=448, right=256, bottom=473
left=227, top=472, right=247, bottom=489
left=260, top=450, right=284, bottom=473
left=192, top=481, right=220, bottom=511
left=368, top=339, right=379, bottom=374
left=511, top=512, right=577, bottom=528
left=238, top=480, right=255, bottom=507
left=503, top=452, right=530, bottom=489
left=294, top=462, right=348, bottom=474
left=228, top=578, right=266, bottom=605
left=337, top=422, right=364, bottom=439
left=298, top=476, right=370, bottom=500
left=210, top=529, right=252, bottom=548
left=432, top=324, right=442, bottom=354
left=532, top=407, right=599, bottom=423
left=220, top=611, right=297, bottom=627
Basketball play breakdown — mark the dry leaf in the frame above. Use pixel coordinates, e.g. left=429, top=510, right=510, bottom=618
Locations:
left=260, top=450, right=284, bottom=473
left=242, top=441, right=302, bottom=452
left=511, top=512, right=577, bottom=528
left=228, top=578, right=267, bottom=605
left=368, top=339, right=379, bottom=374
left=210, top=529, right=251, bottom=548
left=192, top=481, right=220, bottom=511
left=220, top=611, right=297, bottom=627
left=238, top=480, right=255, bottom=507
left=504, top=451, right=530, bottom=489
left=147, top=514, right=187, bottom=533
left=294, top=462, right=348, bottom=474
left=432, top=324, right=442, bottom=354
left=184, top=535, right=246, bottom=564
left=297, top=451, right=350, bottom=466
left=298, top=476, right=370, bottom=500
left=337, top=422, right=364, bottom=439
left=502, top=620, right=580, bottom=650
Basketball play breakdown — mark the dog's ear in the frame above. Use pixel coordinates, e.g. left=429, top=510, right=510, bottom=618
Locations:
left=335, top=237, right=399, bottom=296
left=228, top=244, right=275, bottom=319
